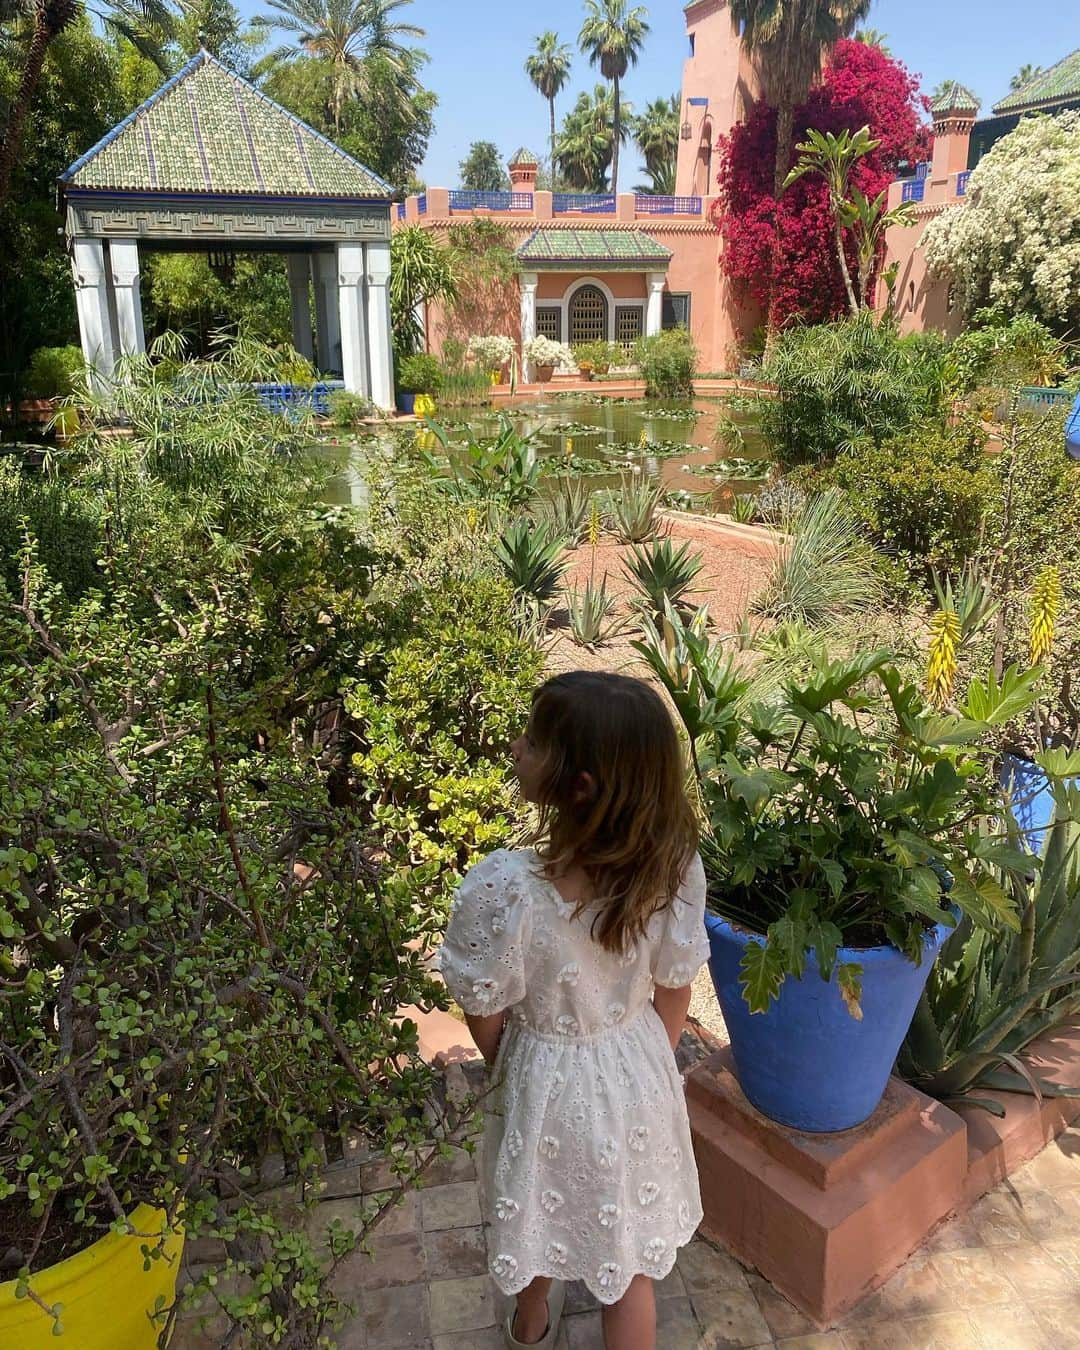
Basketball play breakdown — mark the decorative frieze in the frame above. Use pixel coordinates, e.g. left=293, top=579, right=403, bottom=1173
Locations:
left=67, top=197, right=390, bottom=244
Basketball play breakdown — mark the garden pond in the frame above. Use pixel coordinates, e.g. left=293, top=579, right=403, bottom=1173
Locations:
left=317, top=394, right=767, bottom=511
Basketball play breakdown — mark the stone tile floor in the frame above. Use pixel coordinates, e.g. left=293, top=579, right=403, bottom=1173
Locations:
left=175, top=1123, right=1080, bottom=1349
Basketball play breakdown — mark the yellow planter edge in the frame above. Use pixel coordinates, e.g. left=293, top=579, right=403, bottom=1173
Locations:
left=0, top=1203, right=184, bottom=1348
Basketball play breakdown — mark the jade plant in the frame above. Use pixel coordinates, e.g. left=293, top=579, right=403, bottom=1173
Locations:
left=634, top=609, right=1042, bottom=1016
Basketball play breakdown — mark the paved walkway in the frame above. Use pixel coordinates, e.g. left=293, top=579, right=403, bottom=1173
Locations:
left=176, top=1118, right=1080, bottom=1349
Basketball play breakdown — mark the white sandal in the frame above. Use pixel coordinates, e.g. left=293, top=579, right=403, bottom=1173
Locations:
left=503, top=1280, right=565, bottom=1349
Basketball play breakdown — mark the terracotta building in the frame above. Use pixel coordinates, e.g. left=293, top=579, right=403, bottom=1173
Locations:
left=884, top=50, right=1080, bottom=336
left=400, top=0, right=758, bottom=374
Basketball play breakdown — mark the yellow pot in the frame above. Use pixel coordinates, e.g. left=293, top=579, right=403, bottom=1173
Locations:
left=413, top=393, right=437, bottom=418
left=489, top=369, right=502, bottom=386
left=0, top=1204, right=184, bottom=1347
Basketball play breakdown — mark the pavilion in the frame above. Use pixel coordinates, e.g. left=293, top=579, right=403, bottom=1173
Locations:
left=60, top=50, right=395, bottom=408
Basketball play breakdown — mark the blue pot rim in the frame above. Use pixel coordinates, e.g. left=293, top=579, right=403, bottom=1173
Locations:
left=703, top=909, right=957, bottom=968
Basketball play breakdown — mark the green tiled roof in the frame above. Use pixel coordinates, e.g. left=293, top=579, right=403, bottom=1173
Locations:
left=930, top=81, right=980, bottom=115
left=509, top=147, right=538, bottom=166
left=993, top=49, right=1080, bottom=114
left=62, top=50, right=390, bottom=198
left=517, top=228, right=672, bottom=268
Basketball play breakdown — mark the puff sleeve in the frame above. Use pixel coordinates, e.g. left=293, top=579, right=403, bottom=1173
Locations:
left=651, top=852, right=711, bottom=989
left=437, top=850, right=531, bottom=1015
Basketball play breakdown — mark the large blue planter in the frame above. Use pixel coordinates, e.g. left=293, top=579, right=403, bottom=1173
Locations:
left=1066, top=391, right=1080, bottom=461
left=1000, top=753, right=1079, bottom=856
left=704, top=913, right=953, bottom=1132
left=396, top=391, right=417, bottom=415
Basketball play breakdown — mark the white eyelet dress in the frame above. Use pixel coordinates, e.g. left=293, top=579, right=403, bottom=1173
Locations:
left=436, top=848, right=711, bottom=1305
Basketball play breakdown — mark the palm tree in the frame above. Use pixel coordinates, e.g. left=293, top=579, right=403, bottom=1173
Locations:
left=729, top=0, right=870, bottom=199
left=555, top=84, right=628, bottom=192
left=257, top=0, right=425, bottom=135
left=1010, top=63, right=1042, bottom=92
left=632, top=93, right=679, bottom=194
left=578, top=0, right=649, bottom=196
left=0, top=0, right=79, bottom=206
left=853, top=27, right=890, bottom=54
left=525, top=31, right=572, bottom=173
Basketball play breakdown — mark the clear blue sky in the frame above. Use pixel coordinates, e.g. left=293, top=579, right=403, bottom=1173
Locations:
left=239, top=0, right=1080, bottom=187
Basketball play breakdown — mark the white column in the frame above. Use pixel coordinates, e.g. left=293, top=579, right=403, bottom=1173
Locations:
left=336, top=242, right=369, bottom=398
left=365, top=240, right=394, bottom=412
left=646, top=272, right=666, bottom=337
left=312, top=252, right=341, bottom=375
left=71, top=238, right=116, bottom=389
left=108, top=239, right=145, bottom=362
left=520, top=271, right=538, bottom=381
left=287, top=254, right=315, bottom=362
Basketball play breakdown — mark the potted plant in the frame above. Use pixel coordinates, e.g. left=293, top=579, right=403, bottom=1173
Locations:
left=21, top=346, right=84, bottom=434
left=572, top=341, right=618, bottom=378
left=635, top=610, right=1039, bottom=1132
left=396, top=352, right=442, bottom=415
left=523, top=336, right=572, bottom=383
left=466, top=335, right=516, bottom=386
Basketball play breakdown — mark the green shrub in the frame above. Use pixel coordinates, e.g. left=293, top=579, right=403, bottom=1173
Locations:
left=0, top=334, right=541, bottom=1342
left=397, top=352, right=442, bottom=393
left=832, top=421, right=996, bottom=576
left=0, top=463, right=101, bottom=597
left=634, top=328, right=696, bottom=397
left=327, top=389, right=375, bottom=427
left=761, top=313, right=949, bottom=465
left=946, top=310, right=1069, bottom=395
left=24, top=344, right=84, bottom=398
left=986, top=408, right=1080, bottom=587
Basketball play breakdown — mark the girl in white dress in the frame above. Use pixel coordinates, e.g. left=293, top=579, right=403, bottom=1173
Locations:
left=438, top=671, right=710, bottom=1350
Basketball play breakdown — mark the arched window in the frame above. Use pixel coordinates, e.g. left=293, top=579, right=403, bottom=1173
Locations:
left=569, top=285, right=608, bottom=346
left=907, top=281, right=916, bottom=314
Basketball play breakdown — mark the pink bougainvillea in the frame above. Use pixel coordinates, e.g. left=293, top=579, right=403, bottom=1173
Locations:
left=715, top=40, right=930, bottom=328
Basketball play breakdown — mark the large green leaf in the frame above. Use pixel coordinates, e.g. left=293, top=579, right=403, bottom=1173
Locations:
left=949, top=868, right=1021, bottom=932
left=961, top=664, right=1041, bottom=727
left=739, top=939, right=787, bottom=1014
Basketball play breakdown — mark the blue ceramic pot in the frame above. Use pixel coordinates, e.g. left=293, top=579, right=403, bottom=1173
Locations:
left=704, top=913, right=953, bottom=1132
left=1000, top=753, right=1080, bottom=856
left=1066, top=391, right=1080, bottom=461
left=396, top=391, right=416, bottom=414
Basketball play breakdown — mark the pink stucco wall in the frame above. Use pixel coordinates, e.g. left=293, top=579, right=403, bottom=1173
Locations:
left=882, top=121, right=972, bottom=337
left=675, top=0, right=757, bottom=199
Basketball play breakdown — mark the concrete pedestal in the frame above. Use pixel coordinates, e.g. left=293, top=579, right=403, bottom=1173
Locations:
left=686, top=1048, right=967, bottom=1326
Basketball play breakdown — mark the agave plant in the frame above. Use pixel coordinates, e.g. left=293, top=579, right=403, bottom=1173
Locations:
left=898, top=757, right=1080, bottom=1111
left=543, top=475, right=593, bottom=545
left=566, top=576, right=626, bottom=649
left=731, top=493, right=757, bottom=524
left=611, top=471, right=664, bottom=543
left=493, top=518, right=566, bottom=602
left=931, top=561, right=998, bottom=645
left=624, top=537, right=704, bottom=617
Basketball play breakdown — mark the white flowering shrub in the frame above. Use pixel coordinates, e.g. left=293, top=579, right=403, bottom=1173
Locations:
left=523, top=335, right=574, bottom=370
left=922, top=111, right=1080, bottom=332
left=467, top=334, right=516, bottom=367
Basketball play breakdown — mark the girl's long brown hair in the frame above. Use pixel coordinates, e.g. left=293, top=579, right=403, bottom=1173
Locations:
left=528, top=671, right=699, bottom=955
